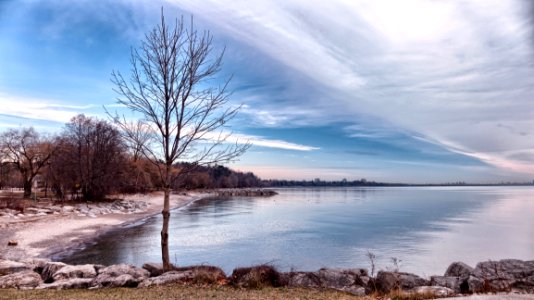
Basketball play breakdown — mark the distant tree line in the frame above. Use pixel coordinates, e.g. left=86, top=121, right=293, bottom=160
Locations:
left=0, top=114, right=260, bottom=201
left=261, top=178, right=393, bottom=187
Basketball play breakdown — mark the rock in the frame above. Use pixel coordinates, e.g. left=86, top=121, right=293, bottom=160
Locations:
left=61, top=206, right=75, bottom=213
left=230, top=265, right=284, bottom=288
left=341, top=286, right=366, bottom=296
left=375, top=271, right=429, bottom=293
left=7, top=240, right=18, bottom=246
left=467, top=259, right=534, bottom=293
left=19, top=258, right=51, bottom=274
left=41, top=262, right=67, bottom=283
left=411, top=285, right=455, bottom=297
left=173, top=265, right=227, bottom=285
left=287, top=268, right=369, bottom=295
left=52, top=264, right=97, bottom=281
left=445, top=261, right=474, bottom=279
left=142, top=263, right=164, bottom=277
left=430, top=275, right=462, bottom=293
left=138, top=270, right=195, bottom=287
left=96, top=274, right=139, bottom=288
left=93, top=264, right=150, bottom=288
left=37, top=278, right=94, bottom=290
left=0, top=259, right=31, bottom=276
left=467, top=275, right=485, bottom=293
left=0, top=270, right=43, bottom=289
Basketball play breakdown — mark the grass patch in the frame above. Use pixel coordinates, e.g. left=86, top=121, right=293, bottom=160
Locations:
left=0, top=285, right=371, bottom=300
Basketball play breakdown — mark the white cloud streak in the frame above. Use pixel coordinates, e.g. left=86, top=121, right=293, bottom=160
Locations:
left=170, top=0, right=534, bottom=176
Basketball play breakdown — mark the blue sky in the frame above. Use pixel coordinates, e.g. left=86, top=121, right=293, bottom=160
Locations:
left=1, top=0, right=534, bottom=183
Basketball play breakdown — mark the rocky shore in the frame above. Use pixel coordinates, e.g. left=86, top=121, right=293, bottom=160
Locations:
left=0, top=258, right=533, bottom=298
left=215, top=188, right=277, bottom=197
left=0, top=199, right=149, bottom=221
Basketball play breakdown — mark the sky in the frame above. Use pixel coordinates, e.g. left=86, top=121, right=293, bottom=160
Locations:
left=1, top=0, right=534, bottom=183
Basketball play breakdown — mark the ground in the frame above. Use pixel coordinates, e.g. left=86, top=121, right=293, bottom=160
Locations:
left=0, top=191, right=206, bottom=261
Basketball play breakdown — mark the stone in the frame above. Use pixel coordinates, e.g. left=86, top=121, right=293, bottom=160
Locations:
left=93, top=264, right=149, bottom=288
left=445, top=261, right=474, bottom=279
left=173, top=265, right=227, bottom=285
left=37, top=278, right=94, bottom=290
left=287, top=268, right=369, bottom=295
left=138, top=270, right=195, bottom=287
left=0, top=259, right=31, bottom=276
left=467, top=259, right=534, bottom=293
left=411, top=285, right=455, bottom=297
left=0, top=270, right=43, bottom=289
left=467, top=275, right=485, bottom=293
left=230, top=265, right=284, bottom=288
left=61, top=206, right=75, bottom=213
left=95, top=274, right=139, bottom=288
left=341, top=286, right=366, bottom=296
left=142, top=262, right=164, bottom=277
left=7, top=240, right=18, bottom=246
left=430, top=275, right=462, bottom=293
left=375, top=271, right=429, bottom=293
left=41, top=262, right=67, bottom=283
left=19, top=258, right=51, bottom=274
left=52, top=264, right=97, bottom=281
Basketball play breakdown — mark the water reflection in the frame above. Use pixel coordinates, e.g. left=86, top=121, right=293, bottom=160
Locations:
left=63, top=187, right=534, bottom=276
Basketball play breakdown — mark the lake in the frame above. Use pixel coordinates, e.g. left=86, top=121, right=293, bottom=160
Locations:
left=62, top=186, right=534, bottom=276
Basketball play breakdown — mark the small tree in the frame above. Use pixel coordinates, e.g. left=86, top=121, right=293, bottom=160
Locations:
left=0, top=128, right=55, bottom=198
left=111, top=11, right=249, bottom=270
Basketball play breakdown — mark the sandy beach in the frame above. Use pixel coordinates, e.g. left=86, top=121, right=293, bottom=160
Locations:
left=0, top=192, right=210, bottom=262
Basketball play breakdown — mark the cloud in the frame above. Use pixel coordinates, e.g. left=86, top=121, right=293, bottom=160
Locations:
left=170, top=0, right=534, bottom=177
left=204, top=132, right=319, bottom=151
left=0, top=95, right=118, bottom=124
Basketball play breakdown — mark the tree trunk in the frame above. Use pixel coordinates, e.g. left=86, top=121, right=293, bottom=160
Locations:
left=161, top=186, right=171, bottom=271
left=23, top=179, right=32, bottom=198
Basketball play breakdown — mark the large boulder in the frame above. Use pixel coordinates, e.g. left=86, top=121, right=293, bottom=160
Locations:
left=41, top=262, right=67, bottom=283
left=0, top=260, right=31, bottom=276
left=430, top=275, right=462, bottom=293
left=375, top=271, right=429, bottom=293
left=445, top=261, right=474, bottom=279
left=467, top=259, right=534, bottom=293
left=287, top=268, right=368, bottom=296
left=138, top=270, right=195, bottom=288
left=52, top=264, right=97, bottom=281
left=230, top=265, right=284, bottom=288
left=19, top=258, right=51, bottom=274
left=410, top=286, right=455, bottom=298
left=0, top=270, right=43, bottom=289
left=173, top=265, right=227, bottom=285
left=142, top=262, right=164, bottom=277
left=36, top=278, right=94, bottom=290
left=93, top=264, right=150, bottom=288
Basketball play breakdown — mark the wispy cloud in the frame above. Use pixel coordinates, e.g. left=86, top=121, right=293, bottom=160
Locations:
left=233, top=133, right=319, bottom=151
left=171, top=0, right=534, bottom=177
left=0, top=95, right=117, bottom=124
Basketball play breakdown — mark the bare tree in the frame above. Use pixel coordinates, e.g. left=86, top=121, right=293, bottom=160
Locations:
left=110, top=11, right=249, bottom=270
left=51, top=115, right=127, bottom=201
left=0, top=128, right=55, bottom=198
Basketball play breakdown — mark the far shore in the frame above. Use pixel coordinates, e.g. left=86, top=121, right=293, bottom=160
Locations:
left=0, top=191, right=212, bottom=262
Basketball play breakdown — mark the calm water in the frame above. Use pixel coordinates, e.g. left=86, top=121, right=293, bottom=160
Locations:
left=62, top=187, right=534, bottom=276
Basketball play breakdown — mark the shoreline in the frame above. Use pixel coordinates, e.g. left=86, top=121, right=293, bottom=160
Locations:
left=0, top=192, right=212, bottom=262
